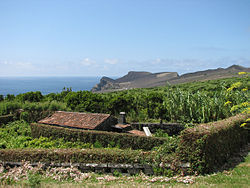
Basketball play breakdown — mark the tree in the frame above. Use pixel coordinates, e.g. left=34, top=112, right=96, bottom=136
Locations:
left=6, top=94, right=15, bottom=101
left=0, top=95, right=4, bottom=102
left=16, top=91, right=43, bottom=102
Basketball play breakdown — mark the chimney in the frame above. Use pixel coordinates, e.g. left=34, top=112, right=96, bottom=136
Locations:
left=119, top=112, right=126, bottom=124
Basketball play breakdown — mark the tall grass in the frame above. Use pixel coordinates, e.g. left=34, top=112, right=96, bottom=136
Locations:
left=0, top=100, right=69, bottom=122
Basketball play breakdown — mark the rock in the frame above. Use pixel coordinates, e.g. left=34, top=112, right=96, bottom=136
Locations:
left=91, top=77, right=120, bottom=92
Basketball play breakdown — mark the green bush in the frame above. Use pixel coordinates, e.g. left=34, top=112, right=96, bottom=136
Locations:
left=20, top=111, right=29, bottom=122
left=0, top=95, right=4, bottom=102
left=0, top=121, right=94, bottom=149
left=177, top=114, right=249, bottom=174
left=0, top=148, right=162, bottom=164
left=28, top=172, right=41, bottom=188
left=30, top=123, right=166, bottom=151
left=0, top=101, right=22, bottom=116
left=20, top=101, right=68, bottom=123
left=0, top=114, right=14, bottom=125
left=16, top=91, right=43, bottom=102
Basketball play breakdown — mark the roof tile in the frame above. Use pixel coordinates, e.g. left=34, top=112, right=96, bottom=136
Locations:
left=128, top=129, right=146, bottom=136
left=38, top=111, right=111, bottom=129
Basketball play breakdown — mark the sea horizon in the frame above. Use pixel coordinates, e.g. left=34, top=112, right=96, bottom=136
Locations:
left=0, top=76, right=102, bottom=96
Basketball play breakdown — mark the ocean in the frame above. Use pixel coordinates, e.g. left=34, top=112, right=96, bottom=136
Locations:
left=0, top=77, right=101, bottom=96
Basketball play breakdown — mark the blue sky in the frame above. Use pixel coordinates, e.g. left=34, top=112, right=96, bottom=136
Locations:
left=0, top=0, right=249, bottom=76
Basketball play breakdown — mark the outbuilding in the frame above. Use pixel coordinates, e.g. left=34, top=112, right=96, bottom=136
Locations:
left=38, top=111, right=117, bottom=131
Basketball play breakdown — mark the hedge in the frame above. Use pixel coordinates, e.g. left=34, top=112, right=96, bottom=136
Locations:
left=177, top=114, right=249, bottom=174
left=30, top=123, right=167, bottom=151
left=0, top=148, right=155, bottom=164
left=0, top=114, right=14, bottom=126
left=0, top=148, right=176, bottom=167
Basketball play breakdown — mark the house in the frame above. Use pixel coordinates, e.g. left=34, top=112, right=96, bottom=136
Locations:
left=38, top=111, right=148, bottom=137
left=38, top=111, right=117, bottom=131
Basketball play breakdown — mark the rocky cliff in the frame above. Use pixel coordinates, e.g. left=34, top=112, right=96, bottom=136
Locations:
left=91, top=71, right=179, bottom=92
left=91, top=65, right=249, bottom=92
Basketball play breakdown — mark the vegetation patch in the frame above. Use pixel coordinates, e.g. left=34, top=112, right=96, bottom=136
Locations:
left=30, top=123, right=166, bottom=150
left=0, top=150, right=249, bottom=187
left=177, top=114, right=249, bottom=174
left=0, top=114, right=14, bottom=126
left=0, top=161, right=196, bottom=187
left=0, top=148, right=170, bottom=165
left=0, top=76, right=248, bottom=179
left=1, top=76, right=248, bottom=124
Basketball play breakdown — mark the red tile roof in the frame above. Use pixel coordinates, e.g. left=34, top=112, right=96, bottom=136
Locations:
left=128, top=130, right=146, bottom=136
left=115, top=124, right=131, bottom=129
left=38, top=111, right=111, bottom=129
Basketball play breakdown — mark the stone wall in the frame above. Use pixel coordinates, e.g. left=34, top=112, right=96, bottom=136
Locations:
left=1, top=161, right=190, bottom=175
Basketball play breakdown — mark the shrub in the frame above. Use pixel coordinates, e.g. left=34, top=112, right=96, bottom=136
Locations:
left=0, top=148, right=157, bottom=164
left=30, top=123, right=166, bottom=151
left=28, top=172, right=41, bottom=188
left=0, top=114, right=14, bottom=125
left=16, top=91, right=43, bottom=102
left=0, top=101, right=22, bottom=116
left=0, top=121, right=92, bottom=149
left=177, top=114, right=249, bottom=174
left=0, top=95, right=3, bottom=102
left=20, top=112, right=29, bottom=122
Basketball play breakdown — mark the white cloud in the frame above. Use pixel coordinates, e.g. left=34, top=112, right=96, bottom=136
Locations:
left=151, top=58, right=162, bottom=65
left=0, top=57, right=248, bottom=77
left=104, top=58, right=118, bottom=65
left=80, top=58, right=96, bottom=66
left=0, top=60, right=15, bottom=65
left=0, top=60, right=33, bottom=68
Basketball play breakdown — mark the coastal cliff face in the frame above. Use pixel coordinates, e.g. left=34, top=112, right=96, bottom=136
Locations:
left=91, top=71, right=179, bottom=92
left=91, top=65, right=250, bottom=92
left=91, top=77, right=120, bottom=92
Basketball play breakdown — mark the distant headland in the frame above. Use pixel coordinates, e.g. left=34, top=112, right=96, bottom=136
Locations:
left=91, top=65, right=250, bottom=92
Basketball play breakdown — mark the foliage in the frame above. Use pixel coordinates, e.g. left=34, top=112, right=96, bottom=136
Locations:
left=64, top=91, right=105, bottom=113
left=153, top=130, right=179, bottom=154
left=0, top=153, right=249, bottom=187
left=0, top=76, right=248, bottom=124
left=5, top=94, right=15, bottom=101
left=0, top=76, right=248, bottom=173
left=28, top=171, right=41, bottom=188
left=0, top=148, right=159, bottom=164
left=0, top=101, right=22, bottom=116
left=193, top=152, right=250, bottom=187
left=177, top=114, right=249, bottom=174
left=0, top=161, right=200, bottom=186
left=0, top=161, right=43, bottom=186
left=225, top=72, right=249, bottom=125
left=154, top=129, right=170, bottom=138
left=30, top=123, right=166, bottom=151
left=0, top=101, right=69, bottom=122
left=0, top=114, right=14, bottom=125
left=16, top=91, right=43, bottom=103
left=0, top=95, right=3, bottom=102
left=0, top=121, right=93, bottom=149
